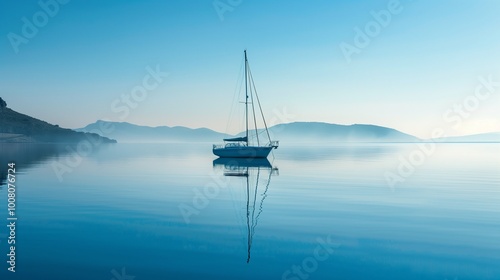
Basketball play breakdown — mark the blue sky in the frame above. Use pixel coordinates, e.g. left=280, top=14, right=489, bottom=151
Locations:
left=1, top=0, right=499, bottom=138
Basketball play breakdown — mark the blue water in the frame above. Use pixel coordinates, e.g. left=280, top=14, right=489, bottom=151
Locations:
left=0, top=143, right=499, bottom=279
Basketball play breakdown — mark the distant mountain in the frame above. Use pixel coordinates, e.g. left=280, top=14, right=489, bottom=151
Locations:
left=77, top=121, right=420, bottom=143
left=0, top=102, right=116, bottom=143
left=434, top=132, right=500, bottom=143
left=247, top=122, right=419, bottom=143
left=76, top=120, right=231, bottom=143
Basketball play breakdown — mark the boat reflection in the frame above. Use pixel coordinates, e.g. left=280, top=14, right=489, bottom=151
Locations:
left=213, top=158, right=279, bottom=263
left=213, top=158, right=278, bottom=176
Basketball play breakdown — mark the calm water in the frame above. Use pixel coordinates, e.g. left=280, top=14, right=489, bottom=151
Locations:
left=0, top=143, right=499, bottom=280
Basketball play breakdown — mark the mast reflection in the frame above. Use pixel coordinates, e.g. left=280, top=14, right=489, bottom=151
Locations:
left=213, top=158, right=279, bottom=263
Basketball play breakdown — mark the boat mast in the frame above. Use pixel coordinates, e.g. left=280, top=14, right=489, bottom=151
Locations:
left=244, top=50, right=249, bottom=146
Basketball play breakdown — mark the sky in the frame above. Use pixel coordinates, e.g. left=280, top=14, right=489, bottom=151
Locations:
left=1, top=0, right=499, bottom=138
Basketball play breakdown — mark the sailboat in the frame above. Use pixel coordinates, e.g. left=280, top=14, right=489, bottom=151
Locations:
left=213, top=50, right=279, bottom=158
left=213, top=158, right=279, bottom=263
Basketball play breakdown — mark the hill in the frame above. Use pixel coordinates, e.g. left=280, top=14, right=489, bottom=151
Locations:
left=434, top=132, right=500, bottom=143
left=76, top=120, right=231, bottom=143
left=237, top=122, right=419, bottom=143
left=0, top=102, right=116, bottom=143
left=77, top=121, right=419, bottom=143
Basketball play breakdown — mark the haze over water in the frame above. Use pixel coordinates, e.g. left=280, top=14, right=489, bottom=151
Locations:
left=0, top=142, right=498, bottom=279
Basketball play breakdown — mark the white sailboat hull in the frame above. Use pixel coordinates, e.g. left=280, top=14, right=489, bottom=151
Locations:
left=213, top=146, right=274, bottom=158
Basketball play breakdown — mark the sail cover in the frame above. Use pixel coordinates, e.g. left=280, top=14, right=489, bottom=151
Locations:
left=224, top=136, right=247, bottom=142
